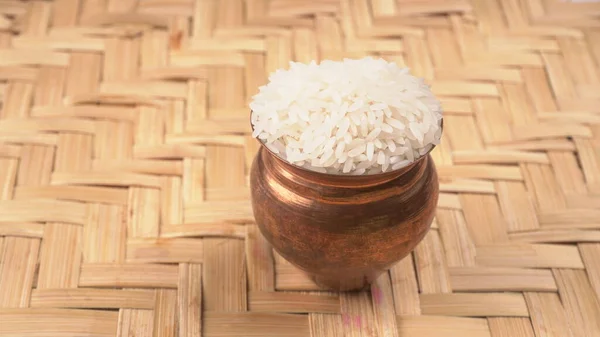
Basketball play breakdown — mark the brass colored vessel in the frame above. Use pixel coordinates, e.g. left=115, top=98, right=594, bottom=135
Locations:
left=250, top=140, right=439, bottom=291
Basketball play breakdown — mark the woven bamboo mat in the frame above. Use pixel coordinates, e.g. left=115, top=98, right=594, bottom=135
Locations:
left=0, top=0, right=600, bottom=336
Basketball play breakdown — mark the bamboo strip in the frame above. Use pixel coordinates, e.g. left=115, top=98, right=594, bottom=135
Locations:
left=429, top=137, right=454, bottom=166
left=128, top=187, right=160, bottom=238
left=414, top=230, right=452, bottom=293
left=154, top=289, right=177, bottom=337
left=438, top=164, right=523, bottom=181
left=134, top=144, right=206, bottom=159
left=460, top=194, right=509, bottom=244
left=161, top=223, right=246, bottom=239
left=117, top=309, right=154, bottom=337
left=246, top=224, right=275, bottom=291
left=443, top=116, right=485, bottom=150
left=315, top=15, right=344, bottom=53
left=184, top=200, right=253, bottom=224
left=579, top=244, right=600, bottom=301
left=566, top=194, right=600, bottom=209
left=475, top=244, right=584, bottom=269
left=539, top=209, right=600, bottom=227
left=205, top=146, right=246, bottom=189
left=185, top=80, right=207, bottom=126
left=33, top=67, right=66, bottom=106
left=135, top=106, right=165, bottom=146
left=102, top=37, right=140, bottom=81
left=0, top=199, right=87, bottom=224
left=403, top=36, right=434, bottom=80
left=0, top=66, right=38, bottom=81
left=275, top=252, right=320, bottom=291
left=502, top=83, right=537, bottom=126
left=93, top=121, right=134, bottom=160
left=161, top=177, right=183, bottom=225
left=553, top=269, right=600, bottom=336
left=51, top=0, right=80, bottom=27
left=472, top=99, right=512, bottom=144
left=449, top=267, right=557, bottom=292
left=524, top=293, right=575, bottom=337
left=79, top=263, right=179, bottom=288
left=489, top=139, right=575, bottom=152
left=539, top=111, right=600, bottom=124
left=437, top=193, right=461, bottom=209
left=495, top=181, right=540, bottom=232
left=0, top=308, right=118, bottom=336
left=100, top=80, right=188, bottom=99
left=208, top=69, right=245, bottom=117
left=185, top=117, right=249, bottom=135
left=203, top=238, right=247, bottom=311
left=452, top=150, right=549, bottom=164
left=15, top=185, right=127, bottom=205
left=574, top=138, right=600, bottom=193
left=439, top=179, right=496, bottom=194
left=547, top=151, right=588, bottom=195
left=0, top=49, right=69, bottom=66
left=488, top=318, right=535, bottom=337
left=182, top=158, right=205, bottom=204
left=205, top=187, right=250, bottom=201
left=17, top=145, right=55, bottom=186
left=204, top=312, right=310, bottom=337
left=0, top=222, right=44, bottom=238
left=84, top=204, right=126, bottom=263
left=436, top=209, right=476, bottom=267
left=51, top=171, right=162, bottom=188
left=30, top=288, right=155, bottom=309
left=397, top=315, right=491, bottom=337
left=0, top=118, right=96, bottom=134
left=269, top=0, right=339, bottom=17
left=510, top=230, right=600, bottom=243
left=439, top=97, right=473, bottom=114
left=65, top=52, right=102, bottom=96
left=126, top=238, right=203, bottom=263
left=309, top=313, right=344, bottom=337
left=371, top=272, right=399, bottom=337
left=436, top=67, right=522, bottom=82
left=2, top=82, right=33, bottom=118
left=340, top=291, right=378, bottom=337
left=55, top=134, right=92, bottom=172
left=13, top=35, right=105, bottom=51
left=0, top=237, right=39, bottom=307
left=93, top=159, right=182, bottom=176
left=489, top=36, right=558, bottom=52
left=513, top=123, right=592, bottom=140
left=166, top=133, right=246, bottom=147
left=420, top=293, right=529, bottom=317
left=522, top=163, right=567, bottom=211
left=37, top=223, right=82, bottom=289
left=249, top=291, right=340, bottom=313
left=0, top=159, right=18, bottom=199
left=542, top=53, right=578, bottom=98
left=178, top=263, right=202, bottom=337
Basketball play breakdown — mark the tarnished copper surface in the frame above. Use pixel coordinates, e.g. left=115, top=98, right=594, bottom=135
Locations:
left=250, top=145, right=439, bottom=291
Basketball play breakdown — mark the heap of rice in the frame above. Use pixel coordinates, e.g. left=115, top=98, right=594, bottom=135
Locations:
left=250, top=57, right=443, bottom=175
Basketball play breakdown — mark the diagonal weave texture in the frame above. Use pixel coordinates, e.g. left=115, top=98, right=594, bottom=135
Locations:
left=1, top=0, right=600, bottom=336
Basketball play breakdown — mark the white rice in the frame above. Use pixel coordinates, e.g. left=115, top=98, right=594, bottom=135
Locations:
left=250, top=57, right=443, bottom=175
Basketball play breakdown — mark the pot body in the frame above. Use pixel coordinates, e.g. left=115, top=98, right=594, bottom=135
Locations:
left=250, top=148, right=438, bottom=291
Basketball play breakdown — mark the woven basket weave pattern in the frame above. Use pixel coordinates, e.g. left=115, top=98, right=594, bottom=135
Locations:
left=1, top=0, right=600, bottom=336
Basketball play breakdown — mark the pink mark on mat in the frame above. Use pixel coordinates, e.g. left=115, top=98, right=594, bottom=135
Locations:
left=353, top=315, right=362, bottom=328
left=342, top=314, right=351, bottom=326
left=372, top=286, right=383, bottom=305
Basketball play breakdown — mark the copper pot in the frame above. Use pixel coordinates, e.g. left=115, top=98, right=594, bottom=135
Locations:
left=250, top=141, right=439, bottom=291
